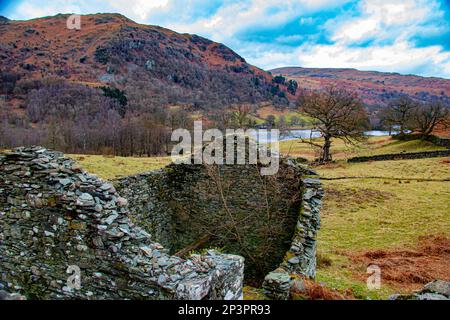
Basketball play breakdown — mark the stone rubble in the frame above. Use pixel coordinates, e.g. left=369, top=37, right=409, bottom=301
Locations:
left=0, top=290, right=26, bottom=300
left=262, top=271, right=292, bottom=300
left=390, top=280, right=450, bottom=300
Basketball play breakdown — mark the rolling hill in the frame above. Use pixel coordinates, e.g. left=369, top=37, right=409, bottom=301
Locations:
left=270, top=67, right=450, bottom=110
left=0, top=13, right=292, bottom=154
left=0, top=13, right=288, bottom=108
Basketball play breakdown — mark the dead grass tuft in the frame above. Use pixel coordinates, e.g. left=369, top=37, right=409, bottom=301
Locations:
left=317, top=252, right=333, bottom=268
left=291, top=278, right=355, bottom=300
left=348, top=236, right=450, bottom=291
left=322, top=186, right=393, bottom=215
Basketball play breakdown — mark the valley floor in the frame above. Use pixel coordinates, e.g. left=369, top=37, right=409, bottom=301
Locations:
left=70, top=136, right=450, bottom=300
left=314, top=157, right=449, bottom=299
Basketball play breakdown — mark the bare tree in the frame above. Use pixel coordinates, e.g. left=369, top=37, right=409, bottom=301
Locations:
left=382, top=96, right=417, bottom=135
left=265, top=115, right=276, bottom=129
left=298, top=86, right=369, bottom=162
left=231, top=104, right=254, bottom=128
left=411, top=101, right=449, bottom=138
left=211, top=109, right=233, bottom=130
left=45, top=116, right=63, bottom=150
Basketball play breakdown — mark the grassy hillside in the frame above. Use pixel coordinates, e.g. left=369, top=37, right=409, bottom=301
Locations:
left=253, top=105, right=315, bottom=127
left=315, top=157, right=450, bottom=299
left=0, top=13, right=279, bottom=107
left=278, top=136, right=447, bottom=161
left=271, top=67, right=450, bottom=107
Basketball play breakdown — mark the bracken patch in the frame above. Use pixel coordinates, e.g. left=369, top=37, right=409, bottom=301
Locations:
left=291, top=278, right=355, bottom=300
left=346, top=236, right=450, bottom=291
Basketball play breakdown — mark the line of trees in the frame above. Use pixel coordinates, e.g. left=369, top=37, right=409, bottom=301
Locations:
left=0, top=79, right=190, bottom=156
left=2, top=75, right=448, bottom=159
left=297, top=87, right=449, bottom=163
left=379, top=96, right=449, bottom=138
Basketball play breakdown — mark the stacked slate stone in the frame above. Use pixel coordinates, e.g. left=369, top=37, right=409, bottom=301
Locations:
left=0, top=146, right=244, bottom=300
left=262, top=161, right=323, bottom=299
left=262, top=271, right=292, bottom=300
left=280, top=165, right=323, bottom=278
left=115, top=171, right=174, bottom=250
left=0, top=290, right=26, bottom=300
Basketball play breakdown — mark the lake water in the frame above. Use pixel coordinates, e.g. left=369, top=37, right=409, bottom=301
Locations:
left=251, top=129, right=396, bottom=143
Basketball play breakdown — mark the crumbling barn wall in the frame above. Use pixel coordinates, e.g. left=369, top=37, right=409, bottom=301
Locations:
left=117, top=156, right=323, bottom=284
left=0, top=147, right=243, bottom=300
left=0, top=145, right=323, bottom=300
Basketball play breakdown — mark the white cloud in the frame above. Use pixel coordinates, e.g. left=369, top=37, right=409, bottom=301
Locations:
left=330, top=0, right=445, bottom=44
left=109, top=0, right=169, bottom=21
left=162, top=0, right=352, bottom=42
left=247, top=41, right=450, bottom=78
left=299, top=42, right=450, bottom=75
left=8, top=1, right=82, bottom=20
left=243, top=0, right=450, bottom=78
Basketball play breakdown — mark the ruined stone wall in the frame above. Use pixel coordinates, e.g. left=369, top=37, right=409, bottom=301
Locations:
left=0, top=146, right=323, bottom=300
left=114, top=171, right=174, bottom=249
left=262, top=177, right=322, bottom=299
left=348, top=150, right=450, bottom=163
left=0, top=147, right=243, bottom=300
left=116, top=157, right=323, bottom=284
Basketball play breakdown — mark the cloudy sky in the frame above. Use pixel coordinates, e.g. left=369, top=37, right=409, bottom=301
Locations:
left=1, top=0, right=450, bottom=78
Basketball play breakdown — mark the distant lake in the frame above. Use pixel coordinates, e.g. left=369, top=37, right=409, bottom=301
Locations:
left=251, top=129, right=396, bottom=143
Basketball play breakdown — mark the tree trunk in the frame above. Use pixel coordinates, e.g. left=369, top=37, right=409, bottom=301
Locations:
left=321, top=136, right=332, bottom=162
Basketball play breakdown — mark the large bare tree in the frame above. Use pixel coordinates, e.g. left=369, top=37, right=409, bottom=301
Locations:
left=380, top=96, right=417, bottom=135
left=298, top=86, right=369, bottom=162
left=412, top=101, right=449, bottom=138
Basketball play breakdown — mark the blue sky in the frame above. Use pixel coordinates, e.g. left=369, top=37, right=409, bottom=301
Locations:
left=1, top=0, right=450, bottom=78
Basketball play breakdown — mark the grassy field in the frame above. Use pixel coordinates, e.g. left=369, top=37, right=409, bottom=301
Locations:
left=68, top=137, right=450, bottom=300
left=253, top=105, right=316, bottom=127
left=314, top=157, right=450, bottom=299
left=318, top=158, right=450, bottom=250
left=278, top=136, right=447, bottom=161
left=68, top=154, right=172, bottom=180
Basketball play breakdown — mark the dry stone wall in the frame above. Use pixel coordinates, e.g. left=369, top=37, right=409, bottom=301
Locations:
left=0, top=147, right=243, bottom=300
left=348, top=150, right=450, bottom=163
left=116, top=153, right=323, bottom=289
left=0, top=145, right=323, bottom=300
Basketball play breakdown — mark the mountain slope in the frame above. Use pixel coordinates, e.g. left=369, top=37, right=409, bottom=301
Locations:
left=271, top=67, right=450, bottom=109
left=0, top=13, right=285, bottom=107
